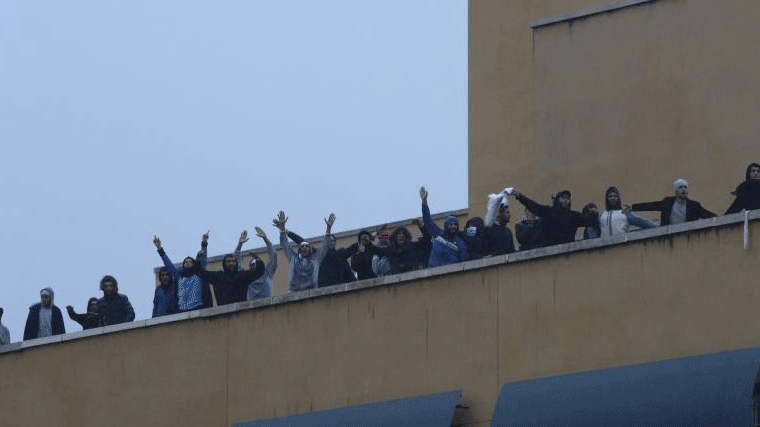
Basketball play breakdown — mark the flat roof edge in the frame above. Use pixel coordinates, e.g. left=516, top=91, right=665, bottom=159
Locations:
left=530, top=0, right=657, bottom=29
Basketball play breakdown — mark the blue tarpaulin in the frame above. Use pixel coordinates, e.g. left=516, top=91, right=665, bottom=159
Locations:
left=233, top=389, right=462, bottom=427
left=491, top=347, right=760, bottom=426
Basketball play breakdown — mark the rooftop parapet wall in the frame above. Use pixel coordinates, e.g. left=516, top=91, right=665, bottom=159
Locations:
left=3, top=211, right=760, bottom=427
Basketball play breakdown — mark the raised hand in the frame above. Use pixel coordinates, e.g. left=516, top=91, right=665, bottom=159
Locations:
left=419, top=186, right=428, bottom=202
left=239, top=230, right=249, bottom=245
left=153, top=235, right=162, bottom=250
left=202, top=230, right=210, bottom=244
left=325, top=213, right=336, bottom=232
left=254, top=226, right=267, bottom=239
left=274, top=211, right=288, bottom=231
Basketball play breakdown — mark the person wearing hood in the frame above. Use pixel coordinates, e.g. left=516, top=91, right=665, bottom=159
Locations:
left=483, top=189, right=516, bottom=255
left=462, top=217, right=488, bottom=260
left=515, top=208, right=545, bottom=251
left=510, top=189, right=598, bottom=245
left=725, top=163, right=760, bottom=214
left=152, top=267, right=175, bottom=318
left=24, top=287, right=65, bottom=340
left=275, top=210, right=335, bottom=292
left=581, top=203, right=601, bottom=239
left=194, top=239, right=265, bottom=305
left=98, top=275, right=135, bottom=326
left=233, top=227, right=278, bottom=300
left=153, top=232, right=213, bottom=313
left=375, top=226, right=431, bottom=274
left=372, top=228, right=393, bottom=276
left=632, top=179, right=716, bottom=225
left=420, top=186, right=469, bottom=267
left=66, top=297, right=100, bottom=330
left=0, top=308, right=11, bottom=345
left=598, top=186, right=658, bottom=238
left=287, top=229, right=357, bottom=287
left=350, top=230, right=381, bottom=280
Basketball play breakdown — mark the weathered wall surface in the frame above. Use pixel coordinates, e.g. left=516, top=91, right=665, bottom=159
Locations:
left=469, top=0, right=604, bottom=215
left=3, top=214, right=760, bottom=427
left=470, top=0, right=760, bottom=219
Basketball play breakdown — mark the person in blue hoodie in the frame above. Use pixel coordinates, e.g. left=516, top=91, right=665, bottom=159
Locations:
left=153, top=231, right=213, bottom=313
left=420, top=186, right=468, bottom=267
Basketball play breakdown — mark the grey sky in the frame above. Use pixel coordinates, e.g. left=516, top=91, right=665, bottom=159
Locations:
left=0, top=0, right=467, bottom=342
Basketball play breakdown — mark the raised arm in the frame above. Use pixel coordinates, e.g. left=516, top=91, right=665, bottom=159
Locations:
left=631, top=200, right=665, bottom=212
left=511, top=190, right=552, bottom=219
left=420, top=186, right=443, bottom=237
left=274, top=211, right=293, bottom=262
left=234, top=230, right=248, bottom=267
left=200, top=230, right=209, bottom=269
left=154, top=236, right=180, bottom=278
left=255, top=226, right=278, bottom=278
left=314, top=213, right=336, bottom=264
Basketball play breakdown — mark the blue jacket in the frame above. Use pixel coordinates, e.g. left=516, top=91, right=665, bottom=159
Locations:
left=157, top=241, right=212, bottom=312
left=422, top=203, right=468, bottom=267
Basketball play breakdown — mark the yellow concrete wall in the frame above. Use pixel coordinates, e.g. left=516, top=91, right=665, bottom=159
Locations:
left=469, top=0, right=604, bottom=215
left=470, top=0, right=760, bottom=219
left=4, top=214, right=760, bottom=427
left=530, top=0, right=760, bottom=216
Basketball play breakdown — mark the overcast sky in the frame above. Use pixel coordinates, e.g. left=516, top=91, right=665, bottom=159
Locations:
left=0, top=0, right=467, bottom=342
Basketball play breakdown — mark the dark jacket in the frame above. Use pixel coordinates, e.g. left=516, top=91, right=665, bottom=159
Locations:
left=483, top=224, right=516, bottom=256
left=632, top=197, right=716, bottom=225
left=515, top=194, right=597, bottom=245
left=152, top=284, right=175, bottom=318
left=98, top=293, right=135, bottom=326
left=195, top=261, right=265, bottom=306
left=373, top=227, right=428, bottom=274
left=288, top=231, right=358, bottom=287
left=23, top=304, right=65, bottom=340
left=725, top=180, right=760, bottom=214
left=351, top=247, right=379, bottom=280
left=67, top=308, right=99, bottom=330
left=463, top=217, right=488, bottom=260
left=515, top=218, right=545, bottom=250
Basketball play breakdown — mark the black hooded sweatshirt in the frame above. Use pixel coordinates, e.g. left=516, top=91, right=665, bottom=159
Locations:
left=194, top=259, right=264, bottom=306
left=515, top=191, right=598, bottom=245
left=725, top=163, right=760, bottom=214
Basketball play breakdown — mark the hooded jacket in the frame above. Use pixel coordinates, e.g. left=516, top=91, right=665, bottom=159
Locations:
left=23, top=288, right=65, bottom=340
left=67, top=298, right=100, bottom=330
left=422, top=203, right=468, bottom=267
left=194, top=256, right=265, bottom=306
left=98, top=292, right=135, bottom=327
left=281, top=230, right=331, bottom=292
left=515, top=191, right=598, bottom=245
left=234, top=240, right=278, bottom=300
left=725, top=163, right=760, bottom=214
left=157, top=241, right=213, bottom=312
left=288, top=231, right=357, bottom=287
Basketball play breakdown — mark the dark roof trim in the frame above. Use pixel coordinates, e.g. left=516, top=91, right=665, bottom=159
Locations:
left=530, top=0, right=657, bottom=29
left=491, top=347, right=760, bottom=426
left=232, top=389, right=463, bottom=427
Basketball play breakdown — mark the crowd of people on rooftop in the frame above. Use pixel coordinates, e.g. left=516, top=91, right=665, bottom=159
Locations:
left=1, top=162, right=758, bottom=345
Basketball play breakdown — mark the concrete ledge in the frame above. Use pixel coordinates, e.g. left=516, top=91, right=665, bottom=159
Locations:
left=4, top=210, right=759, bottom=352
left=20, top=334, right=63, bottom=348
left=530, top=0, right=657, bottom=29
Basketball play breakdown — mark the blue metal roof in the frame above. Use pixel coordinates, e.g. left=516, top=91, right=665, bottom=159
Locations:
left=491, top=347, right=760, bottom=426
left=232, top=389, right=462, bottom=427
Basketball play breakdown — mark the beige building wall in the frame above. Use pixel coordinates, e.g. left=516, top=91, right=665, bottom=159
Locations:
left=469, top=0, right=605, bottom=214
left=4, top=213, right=760, bottom=427
left=470, top=0, right=760, bottom=217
